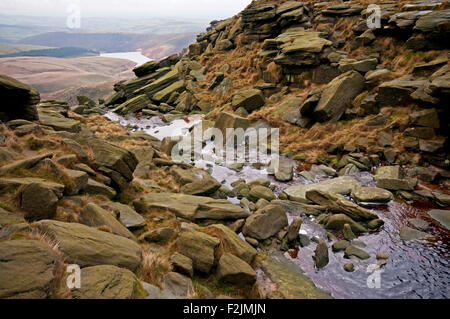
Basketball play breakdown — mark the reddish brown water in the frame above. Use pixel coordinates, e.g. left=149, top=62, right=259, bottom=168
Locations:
left=284, top=196, right=450, bottom=299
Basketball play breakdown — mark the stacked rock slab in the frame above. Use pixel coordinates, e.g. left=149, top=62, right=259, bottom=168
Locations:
left=0, top=74, right=40, bottom=122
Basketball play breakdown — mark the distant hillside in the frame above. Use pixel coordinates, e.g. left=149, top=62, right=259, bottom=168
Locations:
left=18, top=31, right=197, bottom=58
left=0, top=56, right=134, bottom=100
left=0, top=14, right=208, bottom=34
left=19, top=32, right=149, bottom=52
left=0, top=23, right=60, bottom=42
left=0, top=43, right=54, bottom=55
left=0, top=47, right=98, bottom=58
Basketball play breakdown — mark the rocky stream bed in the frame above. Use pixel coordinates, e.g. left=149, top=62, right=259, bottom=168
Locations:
left=106, top=112, right=450, bottom=299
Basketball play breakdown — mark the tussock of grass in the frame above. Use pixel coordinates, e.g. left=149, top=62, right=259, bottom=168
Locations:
left=137, top=247, right=172, bottom=288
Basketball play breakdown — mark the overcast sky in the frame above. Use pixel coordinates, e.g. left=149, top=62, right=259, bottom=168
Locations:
left=0, top=0, right=252, bottom=20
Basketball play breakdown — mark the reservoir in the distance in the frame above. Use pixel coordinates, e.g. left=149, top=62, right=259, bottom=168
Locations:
left=100, top=51, right=152, bottom=66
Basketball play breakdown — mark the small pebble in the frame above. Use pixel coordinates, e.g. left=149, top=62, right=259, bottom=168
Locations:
left=344, top=263, right=355, bottom=272
left=376, top=252, right=389, bottom=260
left=326, top=232, right=338, bottom=242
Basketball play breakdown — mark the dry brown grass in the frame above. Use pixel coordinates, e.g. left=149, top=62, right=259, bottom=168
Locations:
left=140, top=208, right=179, bottom=233
left=265, top=61, right=284, bottom=84
left=0, top=124, right=22, bottom=153
left=142, top=166, right=180, bottom=193
left=137, top=245, right=173, bottom=287
left=132, top=206, right=180, bottom=291
left=8, top=160, right=77, bottom=194
left=249, top=98, right=419, bottom=163
left=54, top=207, right=80, bottom=223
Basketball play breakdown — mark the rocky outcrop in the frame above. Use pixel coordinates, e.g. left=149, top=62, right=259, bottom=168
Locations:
left=0, top=74, right=40, bottom=122
left=287, top=217, right=302, bottom=242
left=84, top=178, right=116, bottom=198
left=273, top=28, right=333, bottom=69
left=174, top=168, right=221, bottom=196
left=170, top=253, right=194, bottom=278
left=399, top=227, right=432, bottom=241
left=260, top=252, right=331, bottom=299
left=248, top=185, right=276, bottom=202
left=0, top=177, right=64, bottom=198
left=133, top=60, right=160, bottom=77
left=313, top=241, right=329, bottom=269
left=0, top=153, right=53, bottom=175
left=427, top=210, right=450, bottom=231
left=113, top=94, right=151, bottom=115
left=351, top=187, right=393, bottom=203
left=140, top=227, right=175, bottom=243
left=344, top=245, right=370, bottom=260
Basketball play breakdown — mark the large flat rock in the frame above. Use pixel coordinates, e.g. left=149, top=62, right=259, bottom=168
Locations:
left=80, top=203, right=137, bottom=241
left=133, top=193, right=249, bottom=221
left=0, top=74, right=40, bottom=122
left=35, top=220, right=142, bottom=271
left=283, top=176, right=360, bottom=203
left=72, top=265, right=139, bottom=299
left=306, top=190, right=379, bottom=221
left=0, top=240, right=57, bottom=299
left=427, top=209, right=450, bottom=230
left=260, top=252, right=331, bottom=299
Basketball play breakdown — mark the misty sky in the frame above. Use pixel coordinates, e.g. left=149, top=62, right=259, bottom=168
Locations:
left=0, top=0, right=253, bottom=20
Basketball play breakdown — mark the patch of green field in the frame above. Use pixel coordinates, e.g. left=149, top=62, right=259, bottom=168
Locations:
left=0, top=43, right=54, bottom=55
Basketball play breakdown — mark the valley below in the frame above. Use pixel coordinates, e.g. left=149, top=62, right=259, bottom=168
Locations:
left=0, top=55, right=136, bottom=104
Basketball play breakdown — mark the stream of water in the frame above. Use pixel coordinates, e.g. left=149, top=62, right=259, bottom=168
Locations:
left=105, top=112, right=450, bottom=299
